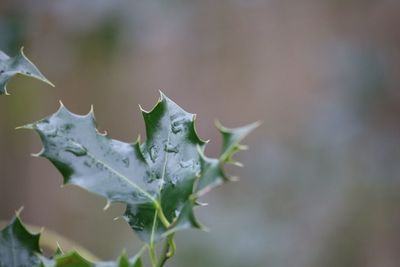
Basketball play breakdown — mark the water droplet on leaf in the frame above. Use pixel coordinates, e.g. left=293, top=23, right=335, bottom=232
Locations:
left=61, top=123, right=74, bottom=133
left=170, top=176, right=179, bottom=186
left=65, top=142, right=87, bottom=156
left=45, top=127, right=58, bottom=138
left=83, top=161, right=91, bottom=167
left=149, top=145, right=158, bottom=162
left=164, top=143, right=179, bottom=153
left=179, top=159, right=193, bottom=168
left=171, top=117, right=188, bottom=134
left=122, top=157, right=130, bottom=167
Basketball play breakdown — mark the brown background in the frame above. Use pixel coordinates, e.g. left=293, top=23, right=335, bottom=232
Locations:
left=1, top=1, right=400, bottom=266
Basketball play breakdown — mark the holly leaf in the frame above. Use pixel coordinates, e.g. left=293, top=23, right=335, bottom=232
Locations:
left=194, top=121, right=261, bottom=197
left=40, top=251, right=142, bottom=267
left=1, top=214, right=142, bottom=267
left=22, top=93, right=257, bottom=243
left=0, top=47, right=54, bottom=95
left=0, top=214, right=41, bottom=267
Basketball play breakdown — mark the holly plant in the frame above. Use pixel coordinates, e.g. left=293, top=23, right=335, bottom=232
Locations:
left=0, top=48, right=258, bottom=267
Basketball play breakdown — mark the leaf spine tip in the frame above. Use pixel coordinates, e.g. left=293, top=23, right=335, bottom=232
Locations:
left=31, top=152, right=40, bottom=158
left=31, top=148, right=44, bottom=158
left=47, top=80, right=56, bottom=87
left=16, top=206, right=24, bottom=217
left=200, top=224, right=210, bottom=232
left=238, top=144, right=249, bottom=150
left=88, top=104, right=95, bottom=116
left=3, top=87, right=10, bottom=95
left=158, top=90, right=166, bottom=100
left=103, top=201, right=111, bottom=211
left=195, top=201, right=208, bottom=207
left=56, top=242, right=64, bottom=254
left=253, top=120, right=263, bottom=128
left=19, top=47, right=26, bottom=58
left=214, top=119, right=230, bottom=133
left=135, top=134, right=141, bottom=144
left=228, top=160, right=244, bottom=167
left=228, top=176, right=240, bottom=182
left=96, top=129, right=108, bottom=136
left=15, top=123, right=35, bottom=130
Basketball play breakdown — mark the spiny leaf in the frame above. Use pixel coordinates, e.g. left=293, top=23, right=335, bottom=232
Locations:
left=0, top=215, right=142, bottom=267
left=0, top=47, right=54, bottom=95
left=40, top=251, right=142, bottom=267
left=22, top=93, right=257, bottom=243
left=0, top=213, right=42, bottom=267
left=194, top=121, right=261, bottom=197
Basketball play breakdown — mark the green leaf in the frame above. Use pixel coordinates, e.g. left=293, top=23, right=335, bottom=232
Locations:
left=0, top=214, right=42, bottom=267
left=51, top=252, right=92, bottom=267
left=194, top=121, right=261, bottom=197
left=1, top=214, right=142, bottom=267
left=95, top=253, right=142, bottom=267
left=40, top=251, right=142, bottom=267
left=0, top=47, right=54, bottom=95
left=22, top=93, right=257, bottom=243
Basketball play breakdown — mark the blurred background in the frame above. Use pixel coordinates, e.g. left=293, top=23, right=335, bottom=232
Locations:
left=1, top=0, right=400, bottom=266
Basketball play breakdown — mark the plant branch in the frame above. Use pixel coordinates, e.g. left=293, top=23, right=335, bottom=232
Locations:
left=156, top=233, right=176, bottom=267
left=154, top=202, right=171, bottom=228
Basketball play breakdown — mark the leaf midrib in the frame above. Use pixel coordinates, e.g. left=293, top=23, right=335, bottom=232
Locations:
left=83, top=147, right=157, bottom=204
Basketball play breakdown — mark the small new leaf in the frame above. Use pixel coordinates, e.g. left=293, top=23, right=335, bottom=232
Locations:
left=194, top=121, right=261, bottom=197
left=0, top=47, right=54, bottom=95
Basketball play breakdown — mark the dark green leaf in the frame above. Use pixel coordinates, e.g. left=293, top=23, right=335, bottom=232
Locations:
left=95, top=253, right=142, bottom=267
left=0, top=214, right=41, bottom=267
left=40, top=251, right=142, bottom=267
left=0, top=215, right=141, bottom=267
left=0, top=47, right=53, bottom=95
left=53, top=252, right=92, bottom=267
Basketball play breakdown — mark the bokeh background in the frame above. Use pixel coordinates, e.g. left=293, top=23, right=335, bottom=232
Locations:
left=1, top=1, right=400, bottom=266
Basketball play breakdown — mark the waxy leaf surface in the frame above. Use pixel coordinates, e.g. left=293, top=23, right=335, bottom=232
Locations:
left=0, top=216, right=41, bottom=267
left=0, top=216, right=142, bottom=267
left=24, top=93, right=257, bottom=243
left=0, top=48, right=53, bottom=95
left=40, top=251, right=142, bottom=267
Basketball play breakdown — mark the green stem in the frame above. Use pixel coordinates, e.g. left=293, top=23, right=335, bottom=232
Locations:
left=149, top=209, right=159, bottom=267
left=151, top=202, right=176, bottom=267
left=156, top=233, right=176, bottom=267
left=154, top=202, right=170, bottom=228
left=148, top=244, right=158, bottom=267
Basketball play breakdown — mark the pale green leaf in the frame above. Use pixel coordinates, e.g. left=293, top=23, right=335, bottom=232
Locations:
left=0, top=47, right=53, bottom=95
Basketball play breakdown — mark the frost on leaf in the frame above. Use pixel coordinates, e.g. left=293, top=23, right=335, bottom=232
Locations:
left=0, top=47, right=53, bottom=95
left=23, top=92, right=258, bottom=243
